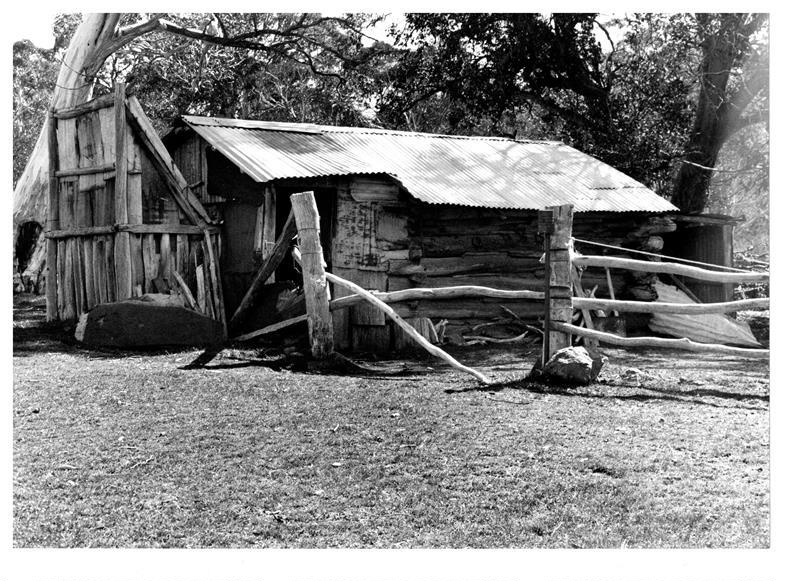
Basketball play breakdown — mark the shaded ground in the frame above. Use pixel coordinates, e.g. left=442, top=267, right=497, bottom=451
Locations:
left=13, top=294, right=769, bottom=547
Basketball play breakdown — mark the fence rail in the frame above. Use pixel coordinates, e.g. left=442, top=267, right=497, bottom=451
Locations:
left=573, top=254, right=770, bottom=284
left=572, top=296, right=769, bottom=314
left=545, top=205, right=769, bottom=361
left=552, top=322, right=769, bottom=359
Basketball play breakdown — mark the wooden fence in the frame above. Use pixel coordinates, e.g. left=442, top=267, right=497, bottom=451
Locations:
left=541, top=204, right=769, bottom=361
left=228, top=198, right=769, bottom=384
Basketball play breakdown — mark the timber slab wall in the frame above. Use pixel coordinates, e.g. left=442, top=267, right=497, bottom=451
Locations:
left=46, top=86, right=225, bottom=327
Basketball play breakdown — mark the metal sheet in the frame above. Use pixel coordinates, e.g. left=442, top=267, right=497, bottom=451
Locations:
left=181, top=116, right=678, bottom=212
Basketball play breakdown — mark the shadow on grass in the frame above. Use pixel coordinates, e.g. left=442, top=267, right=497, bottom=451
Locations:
left=187, top=352, right=431, bottom=381
left=447, top=376, right=766, bottom=410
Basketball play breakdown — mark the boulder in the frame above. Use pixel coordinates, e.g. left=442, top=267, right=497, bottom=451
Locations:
left=75, top=298, right=223, bottom=348
left=542, top=346, right=608, bottom=385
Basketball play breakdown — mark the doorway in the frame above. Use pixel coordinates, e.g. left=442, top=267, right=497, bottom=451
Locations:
left=273, top=186, right=336, bottom=286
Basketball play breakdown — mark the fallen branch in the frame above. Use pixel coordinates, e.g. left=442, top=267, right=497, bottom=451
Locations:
left=172, top=271, right=201, bottom=312
left=294, top=249, right=488, bottom=384
left=231, top=314, right=308, bottom=342
left=229, top=209, right=297, bottom=330
left=463, top=331, right=529, bottom=344
left=324, top=269, right=490, bottom=384
left=500, top=306, right=544, bottom=335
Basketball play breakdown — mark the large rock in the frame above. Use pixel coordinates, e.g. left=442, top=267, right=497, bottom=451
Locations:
left=542, top=346, right=607, bottom=385
left=75, top=298, right=223, bottom=348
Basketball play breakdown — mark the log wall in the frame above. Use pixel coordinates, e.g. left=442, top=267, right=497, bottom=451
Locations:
left=325, top=177, right=675, bottom=349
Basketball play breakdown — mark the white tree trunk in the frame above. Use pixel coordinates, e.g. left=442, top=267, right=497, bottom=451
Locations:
left=13, top=14, right=120, bottom=287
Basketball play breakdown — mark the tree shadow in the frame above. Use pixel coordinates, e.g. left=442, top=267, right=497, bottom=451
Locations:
left=447, top=375, right=767, bottom=410
left=182, top=350, right=430, bottom=381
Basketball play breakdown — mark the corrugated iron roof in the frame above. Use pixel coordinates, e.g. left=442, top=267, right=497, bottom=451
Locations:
left=180, top=115, right=677, bottom=212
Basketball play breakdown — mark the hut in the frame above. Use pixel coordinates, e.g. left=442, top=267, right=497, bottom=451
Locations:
left=43, top=85, right=687, bottom=351
left=163, top=114, right=679, bottom=350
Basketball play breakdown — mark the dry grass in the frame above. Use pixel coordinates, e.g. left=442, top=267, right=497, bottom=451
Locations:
left=13, top=295, right=769, bottom=547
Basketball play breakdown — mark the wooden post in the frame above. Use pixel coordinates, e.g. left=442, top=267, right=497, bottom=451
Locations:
left=537, top=209, right=553, bottom=365
left=46, top=110, right=59, bottom=321
left=262, top=186, right=277, bottom=282
left=540, top=205, right=574, bottom=363
left=290, top=192, right=334, bottom=359
left=113, top=82, right=133, bottom=300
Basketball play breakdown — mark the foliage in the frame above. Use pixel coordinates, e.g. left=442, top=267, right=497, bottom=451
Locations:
left=88, top=13, right=393, bottom=133
left=13, top=13, right=392, bottom=183
left=12, top=41, right=58, bottom=186
left=378, top=14, right=609, bottom=137
left=380, top=12, right=768, bottom=212
left=707, top=123, right=769, bottom=253
left=669, top=13, right=768, bottom=213
left=13, top=12, right=768, bottom=228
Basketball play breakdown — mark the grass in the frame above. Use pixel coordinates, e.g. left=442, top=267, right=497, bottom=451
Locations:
left=13, top=294, right=769, bottom=547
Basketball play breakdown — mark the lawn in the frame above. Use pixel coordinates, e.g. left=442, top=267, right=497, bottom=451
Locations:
left=13, top=294, right=769, bottom=547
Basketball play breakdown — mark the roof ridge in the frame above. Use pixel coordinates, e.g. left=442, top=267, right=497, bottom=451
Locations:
left=180, top=115, right=562, bottom=144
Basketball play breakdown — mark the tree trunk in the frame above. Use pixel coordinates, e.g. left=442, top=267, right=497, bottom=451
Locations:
left=13, top=14, right=121, bottom=287
left=670, top=14, right=752, bottom=214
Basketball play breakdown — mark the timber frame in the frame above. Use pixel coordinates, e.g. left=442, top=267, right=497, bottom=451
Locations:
left=45, top=83, right=227, bottom=337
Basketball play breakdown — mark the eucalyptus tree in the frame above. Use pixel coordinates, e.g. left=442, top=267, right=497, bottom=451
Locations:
left=13, top=12, right=387, bottom=287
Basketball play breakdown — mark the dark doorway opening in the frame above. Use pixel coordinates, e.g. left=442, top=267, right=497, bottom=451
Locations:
left=15, top=221, right=43, bottom=274
left=274, top=186, right=336, bottom=286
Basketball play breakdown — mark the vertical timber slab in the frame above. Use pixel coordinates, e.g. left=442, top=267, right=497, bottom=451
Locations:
left=56, top=239, right=66, bottom=319
left=57, top=117, right=79, bottom=171
left=204, top=230, right=227, bottom=337
left=142, top=233, right=158, bottom=293
left=84, top=238, right=96, bottom=309
left=76, top=175, right=91, bottom=228
left=159, top=233, right=173, bottom=290
left=126, top=121, right=143, bottom=225
left=74, top=114, right=94, bottom=230
left=105, top=235, right=117, bottom=302
left=63, top=238, right=76, bottom=320
left=98, top=107, right=116, bottom=164
left=73, top=238, right=86, bottom=315
left=59, top=179, right=76, bottom=230
left=263, top=186, right=277, bottom=281
left=202, top=257, right=216, bottom=320
left=253, top=193, right=264, bottom=256
left=176, top=234, right=189, bottom=282
left=89, top=110, right=106, bottom=166
left=46, top=111, right=59, bottom=320
left=196, top=264, right=207, bottom=315
left=93, top=237, right=106, bottom=304
left=130, top=234, right=144, bottom=296
left=546, top=205, right=574, bottom=359
left=114, top=83, right=132, bottom=300
left=291, top=192, right=334, bottom=359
